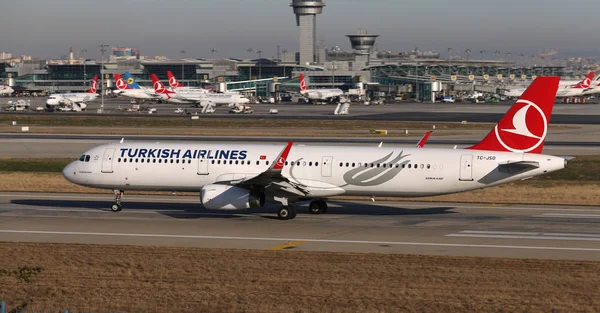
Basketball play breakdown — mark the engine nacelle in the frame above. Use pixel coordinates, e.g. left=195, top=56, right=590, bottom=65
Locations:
left=200, top=184, right=264, bottom=210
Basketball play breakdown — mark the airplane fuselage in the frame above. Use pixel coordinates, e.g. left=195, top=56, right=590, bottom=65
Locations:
left=63, top=143, right=565, bottom=200
left=47, top=93, right=98, bottom=106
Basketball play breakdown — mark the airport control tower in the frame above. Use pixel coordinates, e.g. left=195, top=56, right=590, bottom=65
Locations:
left=346, top=30, right=379, bottom=66
left=291, top=0, right=325, bottom=65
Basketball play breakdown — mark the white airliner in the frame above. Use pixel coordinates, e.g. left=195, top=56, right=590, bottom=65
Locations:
left=299, top=73, right=344, bottom=103
left=151, top=74, right=250, bottom=107
left=167, top=71, right=211, bottom=94
left=0, top=84, right=14, bottom=95
left=63, top=77, right=567, bottom=220
left=113, top=74, right=160, bottom=100
left=504, top=72, right=594, bottom=98
left=46, top=76, right=98, bottom=109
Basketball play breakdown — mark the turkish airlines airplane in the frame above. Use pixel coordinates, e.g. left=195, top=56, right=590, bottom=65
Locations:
left=113, top=74, right=160, bottom=100
left=150, top=74, right=249, bottom=107
left=63, top=77, right=567, bottom=220
left=46, top=76, right=98, bottom=108
left=0, top=84, right=13, bottom=95
left=504, top=72, right=594, bottom=98
left=167, top=71, right=210, bottom=94
left=299, top=73, right=344, bottom=103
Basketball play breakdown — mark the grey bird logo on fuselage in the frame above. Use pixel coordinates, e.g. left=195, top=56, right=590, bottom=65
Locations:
left=342, top=151, right=410, bottom=187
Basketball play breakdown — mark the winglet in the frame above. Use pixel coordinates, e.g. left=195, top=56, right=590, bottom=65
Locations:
left=271, top=141, right=293, bottom=171
left=416, top=131, right=432, bottom=148
left=120, top=138, right=124, bottom=144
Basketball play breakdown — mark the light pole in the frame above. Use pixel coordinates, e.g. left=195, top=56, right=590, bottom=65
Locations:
left=480, top=50, right=486, bottom=60
left=246, top=48, right=254, bottom=80
left=465, top=49, right=471, bottom=62
left=180, top=50, right=186, bottom=86
left=282, top=49, right=288, bottom=77
left=81, top=49, right=88, bottom=88
left=447, top=48, right=453, bottom=75
left=256, top=50, right=263, bottom=79
left=99, top=44, right=109, bottom=113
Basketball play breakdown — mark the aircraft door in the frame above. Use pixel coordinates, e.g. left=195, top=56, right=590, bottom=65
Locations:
left=459, top=154, right=473, bottom=181
left=321, top=156, right=333, bottom=177
left=101, top=148, right=115, bottom=173
left=197, top=157, right=209, bottom=175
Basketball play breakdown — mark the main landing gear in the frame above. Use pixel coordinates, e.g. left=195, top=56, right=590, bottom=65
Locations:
left=308, top=200, right=328, bottom=214
left=278, top=205, right=297, bottom=220
left=111, top=189, right=124, bottom=212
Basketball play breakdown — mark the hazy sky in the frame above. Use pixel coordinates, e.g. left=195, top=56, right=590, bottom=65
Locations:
left=1, top=0, right=596, bottom=59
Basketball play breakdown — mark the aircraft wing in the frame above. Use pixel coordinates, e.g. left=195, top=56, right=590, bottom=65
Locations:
left=234, top=141, right=311, bottom=197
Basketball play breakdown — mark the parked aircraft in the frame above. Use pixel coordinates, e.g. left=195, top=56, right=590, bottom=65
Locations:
left=113, top=74, right=160, bottom=100
left=62, top=77, right=566, bottom=220
left=46, top=76, right=98, bottom=109
left=167, top=71, right=210, bottom=94
left=151, top=74, right=249, bottom=107
left=0, top=85, right=14, bottom=95
left=299, top=73, right=344, bottom=103
left=504, top=72, right=594, bottom=98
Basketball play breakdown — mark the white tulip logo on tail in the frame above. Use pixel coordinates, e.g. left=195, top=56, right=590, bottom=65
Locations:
left=154, top=81, right=165, bottom=94
left=169, top=76, right=177, bottom=87
left=90, top=79, right=97, bottom=93
left=494, top=99, right=547, bottom=153
left=116, top=78, right=127, bottom=90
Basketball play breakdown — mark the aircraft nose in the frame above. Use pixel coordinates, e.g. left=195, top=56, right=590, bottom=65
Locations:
left=62, top=162, right=77, bottom=183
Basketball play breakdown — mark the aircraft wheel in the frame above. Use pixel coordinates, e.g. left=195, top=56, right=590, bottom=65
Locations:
left=318, top=200, right=328, bottom=214
left=309, top=200, right=324, bottom=214
left=111, top=203, right=122, bottom=212
left=278, top=206, right=291, bottom=220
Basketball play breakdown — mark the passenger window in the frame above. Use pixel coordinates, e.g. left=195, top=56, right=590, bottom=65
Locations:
left=141, top=159, right=145, bottom=163
left=352, top=163, right=355, bottom=167
left=256, top=161, right=259, bottom=165
left=153, top=159, right=156, bottom=163
left=427, top=164, right=431, bottom=169
left=118, top=158, right=121, bottom=163
left=315, top=162, right=318, bottom=166
left=402, top=164, right=405, bottom=168
left=340, top=162, right=343, bottom=167
left=211, top=160, right=215, bottom=164
left=408, top=164, right=411, bottom=169
left=170, top=159, right=174, bottom=164
left=303, top=161, right=307, bottom=166
left=235, top=160, right=239, bottom=165
left=266, top=161, right=269, bottom=165
left=135, top=159, right=139, bottom=163
left=309, top=162, right=313, bottom=166
left=285, top=161, right=288, bottom=165
left=158, top=159, right=162, bottom=163
left=229, top=160, right=233, bottom=165
left=247, top=161, right=251, bottom=165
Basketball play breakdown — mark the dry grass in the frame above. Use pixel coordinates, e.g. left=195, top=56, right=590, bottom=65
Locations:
left=0, top=242, right=598, bottom=313
left=1, top=172, right=599, bottom=206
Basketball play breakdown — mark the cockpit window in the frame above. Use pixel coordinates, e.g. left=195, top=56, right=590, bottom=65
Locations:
left=79, top=155, right=91, bottom=162
left=78, top=155, right=86, bottom=161
left=85, top=155, right=91, bottom=162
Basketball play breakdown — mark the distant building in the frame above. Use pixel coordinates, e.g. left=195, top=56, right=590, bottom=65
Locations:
left=0, top=52, right=12, bottom=60
left=111, top=47, right=140, bottom=60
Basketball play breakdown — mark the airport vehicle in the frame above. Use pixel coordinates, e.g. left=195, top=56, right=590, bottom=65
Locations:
left=46, top=76, right=98, bottom=109
left=0, top=85, right=14, bottom=96
left=299, top=73, right=344, bottom=103
left=504, top=72, right=594, bottom=98
left=113, top=74, right=160, bottom=100
left=63, top=77, right=566, bottom=220
left=442, top=96, right=455, bottom=103
left=150, top=74, right=250, bottom=107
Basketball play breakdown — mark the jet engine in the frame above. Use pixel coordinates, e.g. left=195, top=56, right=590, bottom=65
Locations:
left=200, top=184, right=264, bottom=210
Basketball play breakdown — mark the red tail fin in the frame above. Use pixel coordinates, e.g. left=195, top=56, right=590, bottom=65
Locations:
left=114, top=74, right=130, bottom=90
left=88, top=76, right=98, bottom=93
left=299, top=74, right=308, bottom=91
left=572, top=72, right=594, bottom=89
left=167, top=71, right=185, bottom=88
left=468, top=76, right=560, bottom=154
left=150, top=74, right=170, bottom=94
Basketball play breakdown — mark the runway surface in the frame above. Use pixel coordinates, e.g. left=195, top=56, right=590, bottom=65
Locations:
left=3, top=98, right=600, bottom=124
left=1, top=192, right=599, bottom=261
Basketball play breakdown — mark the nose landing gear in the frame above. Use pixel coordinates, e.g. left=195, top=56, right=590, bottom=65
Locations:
left=111, top=190, right=124, bottom=212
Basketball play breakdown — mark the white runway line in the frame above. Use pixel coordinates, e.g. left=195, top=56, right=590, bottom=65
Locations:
left=448, top=230, right=600, bottom=242
left=536, top=213, right=600, bottom=219
left=1, top=229, right=600, bottom=252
